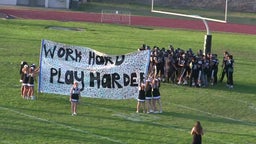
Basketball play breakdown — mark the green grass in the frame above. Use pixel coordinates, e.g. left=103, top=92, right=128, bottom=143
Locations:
left=0, top=18, right=256, bottom=144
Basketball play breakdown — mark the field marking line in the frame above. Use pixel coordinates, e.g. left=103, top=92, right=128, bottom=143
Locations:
left=151, top=121, right=234, bottom=144
left=0, top=106, right=126, bottom=144
left=173, top=103, right=256, bottom=126
left=81, top=101, right=255, bottom=144
left=84, top=103, right=233, bottom=144
left=211, top=95, right=256, bottom=112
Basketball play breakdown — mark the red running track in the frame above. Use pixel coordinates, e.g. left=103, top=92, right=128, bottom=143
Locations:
left=0, top=7, right=256, bottom=35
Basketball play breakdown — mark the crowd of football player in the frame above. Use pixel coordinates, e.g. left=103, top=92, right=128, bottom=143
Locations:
left=139, top=44, right=234, bottom=88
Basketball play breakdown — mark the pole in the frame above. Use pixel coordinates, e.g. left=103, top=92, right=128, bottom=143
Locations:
left=202, top=19, right=212, bottom=55
left=151, top=0, right=154, bottom=12
left=225, top=0, right=228, bottom=22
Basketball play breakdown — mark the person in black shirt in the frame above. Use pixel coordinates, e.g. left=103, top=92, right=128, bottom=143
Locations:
left=226, top=54, right=234, bottom=89
left=28, top=64, right=40, bottom=100
left=136, top=83, right=146, bottom=113
left=145, top=78, right=153, bottom=113
left=219, top=51, right=229, bottom=82
left=21, top=64, right=30, bottom=99
left=191, top=121, right=204, bottom=144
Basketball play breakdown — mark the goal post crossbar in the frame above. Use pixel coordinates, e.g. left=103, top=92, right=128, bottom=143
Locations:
left=151, top=0, right=228, bottom=23
left=151, top=9, right=227, bottom=23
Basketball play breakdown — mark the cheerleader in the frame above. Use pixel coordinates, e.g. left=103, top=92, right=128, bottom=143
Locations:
left=20, top=61, right=27, bottom=97
left=21, top=64, right=30, bottom=99
left=145, top=77, right=153, bottom=113
left=28, top=64, right=40, bottom=100
left=136, top=83, right=146, bottom=113
left=152, top=76, right=162, bottom=113
left=70, top=81, right=81, bottom=116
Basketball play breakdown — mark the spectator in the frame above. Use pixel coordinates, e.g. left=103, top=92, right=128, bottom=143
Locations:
left=191, top=121, right=204, bottom=144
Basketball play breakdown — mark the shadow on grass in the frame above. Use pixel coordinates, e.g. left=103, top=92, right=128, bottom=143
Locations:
left=207, top=129, right=256, bottom=138
left=161, top=111, right=256, bottom=127
left=1, top=105, right=166, bottom=144
left=211, top=82, right=256, bottom=95
left=164, top=81, right=256, bottom=95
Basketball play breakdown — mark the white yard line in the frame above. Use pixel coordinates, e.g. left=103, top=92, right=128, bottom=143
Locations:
left=0, top=106, right=126, bottom=144
left=173, top=103, right=256, bottom=126
left=212, top=95, right=256, bottom=112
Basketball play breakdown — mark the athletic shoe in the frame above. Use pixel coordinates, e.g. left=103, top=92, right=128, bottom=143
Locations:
left=31, top=96, right=36, bottom=100
left=183, top=80, right=188, bottom=85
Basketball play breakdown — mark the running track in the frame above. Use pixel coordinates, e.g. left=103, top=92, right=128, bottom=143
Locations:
left=0, top=6, right=256, bottom=35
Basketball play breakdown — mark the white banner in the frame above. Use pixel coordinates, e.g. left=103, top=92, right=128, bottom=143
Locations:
left=38, top=40, right=150, bottom=99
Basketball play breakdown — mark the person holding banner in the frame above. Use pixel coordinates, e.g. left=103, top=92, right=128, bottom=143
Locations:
left=21, top=64, right=30, bottom=99
left=70, top=81, right=81, bottom=116
left=28, top=64, right=40, bottom=100
left=20, top=61, right=28, bottom=97
left=136, top=82, right=146, bottom=113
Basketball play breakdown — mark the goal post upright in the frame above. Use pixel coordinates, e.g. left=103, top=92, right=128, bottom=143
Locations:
left=225, top=0, right=228, bottom=22
left=151, top=0, right=229, bottom=54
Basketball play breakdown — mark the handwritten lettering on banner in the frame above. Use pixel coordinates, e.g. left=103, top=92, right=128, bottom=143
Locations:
left=38, top=40, right=150, bottom=99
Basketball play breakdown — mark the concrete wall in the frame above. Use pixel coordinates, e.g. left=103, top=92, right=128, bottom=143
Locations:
left=0, top=0, right=69, bottom=9
left=46, top=0, right=69, bottom=9
left=0, top=0, right=17, bottom=5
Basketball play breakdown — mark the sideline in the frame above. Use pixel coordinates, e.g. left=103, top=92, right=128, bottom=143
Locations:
left=0, top=106, right=126, bottom=144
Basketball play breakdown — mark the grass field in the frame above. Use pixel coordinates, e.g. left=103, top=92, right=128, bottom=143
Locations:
left=0, top=18, right=256, bottom=144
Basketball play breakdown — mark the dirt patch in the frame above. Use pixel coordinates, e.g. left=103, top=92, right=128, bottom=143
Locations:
left=46, top=26, right=85, bottom=31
